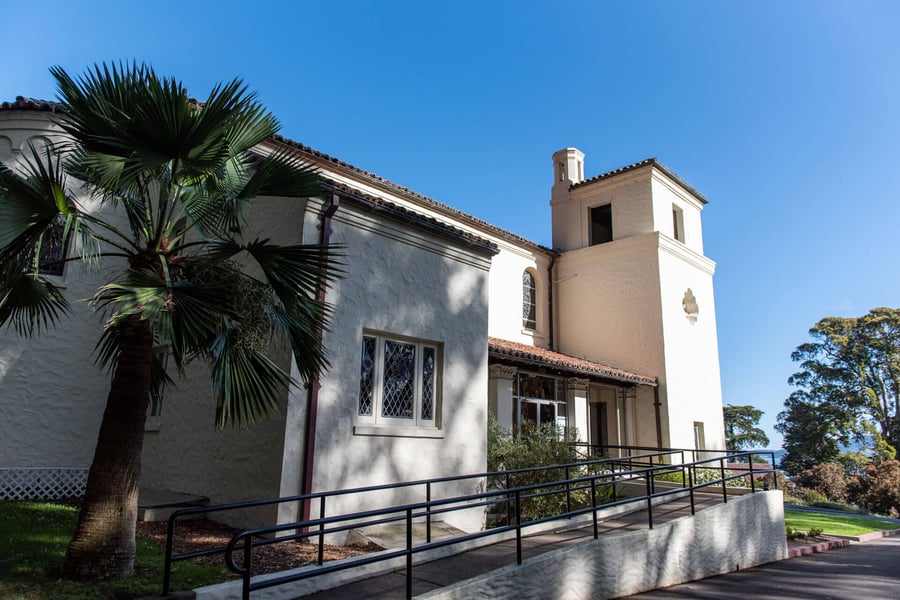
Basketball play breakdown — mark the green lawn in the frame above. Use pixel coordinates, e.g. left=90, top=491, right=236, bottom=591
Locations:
left=784, top=508, right=900, bottom=536
left=0, top=501, right=229, bottom=600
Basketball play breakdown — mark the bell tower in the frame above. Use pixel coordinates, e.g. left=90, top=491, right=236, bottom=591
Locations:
left=550, top=150, right=726, bottom=452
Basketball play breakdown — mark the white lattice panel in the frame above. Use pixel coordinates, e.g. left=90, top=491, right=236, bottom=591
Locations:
left=0, top=468, right=88, bottom=500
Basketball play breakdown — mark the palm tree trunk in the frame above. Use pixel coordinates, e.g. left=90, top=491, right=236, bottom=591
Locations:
left=62, top=315, right=153, bottom=579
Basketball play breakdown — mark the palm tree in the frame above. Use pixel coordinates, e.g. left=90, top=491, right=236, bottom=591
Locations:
left=0, top=63, right=339, bottom=579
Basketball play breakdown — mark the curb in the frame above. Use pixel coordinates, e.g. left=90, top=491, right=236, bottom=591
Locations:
left=787, top=538, right=849, bottom=557
left=831, top=528, right=900, bottom=543
left=786, top=527, right=900, bottom=557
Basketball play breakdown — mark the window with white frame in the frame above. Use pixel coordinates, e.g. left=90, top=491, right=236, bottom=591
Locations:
left=358, top=332, right=440, bottom=427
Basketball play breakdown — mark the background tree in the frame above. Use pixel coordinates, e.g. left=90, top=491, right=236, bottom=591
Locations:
left=723, top=404, right=770, bottom=454
left=776, top=392, right=848, bottom=474
left=777, top=308, right=900, bottom=474
left=0, top=63, right=339, bottom=578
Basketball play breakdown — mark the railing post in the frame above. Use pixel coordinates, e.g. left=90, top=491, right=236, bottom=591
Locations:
left=680, top=451, right=686, bottom=488
left=506, top=472, right=512, bottom=526
left=426, top=482, right=432, bottom=544
left=772, top=452, right=779, bottom=489
left=515, top=489, right=523, bottom=565
left=720, top=458, right=728, bottom=503
left=318, top=496, right=326, bottom=566
left=406, top=507, right=413, bottom=600
left=649, top=454, right=655, bottom=495
left=242, top=532, right=252, bottom=600
left=688, top=460, right=696, bottom=515
left=591, top=477, right=599, bottom=539
left=565, top=466, right=572, bottom=515
left=645, top=474, right=653, bottom=529
left=749, top=456, right=756, bottom=493
left=162, top=514, right=176, bottom=595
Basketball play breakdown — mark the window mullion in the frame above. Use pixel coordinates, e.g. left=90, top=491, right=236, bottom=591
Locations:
left=413, top=343, right=422, bottom=425
left=374, top=336, right=384, bottom=423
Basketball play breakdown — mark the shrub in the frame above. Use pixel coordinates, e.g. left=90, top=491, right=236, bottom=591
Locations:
left=759, top=470, right=790, bottom=492
left=796, top=462, right=848, bottom=502
left=486, top=418, right=612, bottom=524
left=848, top=460, right=900, bottom=517
left=802, top=490, right=829, bottom=504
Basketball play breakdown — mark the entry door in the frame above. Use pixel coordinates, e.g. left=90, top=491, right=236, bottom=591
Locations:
left=590, top=402, right=608, bottom=448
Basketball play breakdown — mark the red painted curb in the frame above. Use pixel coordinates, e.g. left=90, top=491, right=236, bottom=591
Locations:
left=787, top=538, right=850, bottom=558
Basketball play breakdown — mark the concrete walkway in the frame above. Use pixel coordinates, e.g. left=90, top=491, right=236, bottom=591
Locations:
left=627, top=534, right=900, bottom=599
left=299, top=493, right=728, bottom=599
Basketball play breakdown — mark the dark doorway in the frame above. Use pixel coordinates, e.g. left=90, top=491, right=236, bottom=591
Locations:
left=590, top=402, right=608, bottom=447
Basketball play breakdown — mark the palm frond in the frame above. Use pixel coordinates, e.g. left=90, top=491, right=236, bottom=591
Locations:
left=0, top=263, right=70, bottom=335
left=269, top=303, right=331, bottom=382
left=181, top=181, right=248, bottom=238
left=208, top=327, right=290, bottom=429
left=200, top=238, right=341, bottom=381
left=0, top=146, right=72, bottom=253
left=238, top=150, right=321, bottom=200
left=207, top=238, right=342, bottom=294
left=150, top=347, right=175, bottom=410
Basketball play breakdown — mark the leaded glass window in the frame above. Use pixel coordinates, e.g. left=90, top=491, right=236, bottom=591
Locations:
left=421, top=346, right=435, bottom=420
left=26, top=216, right=69, bottom=277
left=356, top=332, right=441, bottom=428
left=523, top=271, right=536, bottom=330
left=382, top=340, right=416, bottom=419
left=358, top=336, right=376, bottom=416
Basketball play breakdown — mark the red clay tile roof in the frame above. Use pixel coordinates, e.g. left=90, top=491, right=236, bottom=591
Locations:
left=488, top=337, right=657, bottom=386
left=0, top=97, right=64, bottom=113
left=320, top=178, right=499, bottom=256
left=268, top=135, right=557, bottom=255
left=571, top=157, right=708, bottom=205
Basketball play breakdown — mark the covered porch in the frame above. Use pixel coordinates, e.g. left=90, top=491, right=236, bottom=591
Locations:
left=486, top=337, right=659, bottom=449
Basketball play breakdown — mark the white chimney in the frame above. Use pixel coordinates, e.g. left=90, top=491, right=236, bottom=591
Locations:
left=551, top=147, right=585, bottom=202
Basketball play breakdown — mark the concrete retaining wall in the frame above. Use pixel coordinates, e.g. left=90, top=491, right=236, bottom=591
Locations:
left=420, top=490, right=787, bottom=600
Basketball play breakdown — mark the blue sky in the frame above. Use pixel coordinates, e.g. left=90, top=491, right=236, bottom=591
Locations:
left=4, top=1, right=900, bottom=448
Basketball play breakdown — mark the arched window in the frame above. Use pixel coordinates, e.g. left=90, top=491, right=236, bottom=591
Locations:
left=522, top=271, right=536, bottom=330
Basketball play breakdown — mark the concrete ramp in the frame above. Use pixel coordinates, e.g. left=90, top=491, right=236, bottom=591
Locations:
left=193, top=490, right=785, bottom=599
left=345, top=521, right=468, bottom=549
left=419, top=491, right=787, bottom=600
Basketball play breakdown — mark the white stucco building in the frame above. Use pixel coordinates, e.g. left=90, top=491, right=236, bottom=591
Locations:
left=0, top=98, right=725, bottom=528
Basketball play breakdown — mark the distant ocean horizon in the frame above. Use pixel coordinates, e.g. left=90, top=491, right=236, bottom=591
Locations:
left=753, top=448, right=786, bottom=466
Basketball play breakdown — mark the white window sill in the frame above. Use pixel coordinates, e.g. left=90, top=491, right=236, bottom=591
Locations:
left=521, top=328, right=545, bottom=340
left=353, top=425, right=444, bottom=439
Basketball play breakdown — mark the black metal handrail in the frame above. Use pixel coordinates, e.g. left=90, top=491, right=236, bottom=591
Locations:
left=160, top=447, right=681, bottom=593
left=162, top=449, right=776, bottom=599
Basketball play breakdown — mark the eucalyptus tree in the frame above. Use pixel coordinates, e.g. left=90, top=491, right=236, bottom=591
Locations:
left=0, top=63, right=339, bottom=578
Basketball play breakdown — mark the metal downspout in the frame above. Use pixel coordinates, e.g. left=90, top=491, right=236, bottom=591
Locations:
left=301, top=194, right=340, bottom=522
left=653, top=384, right=663, bottom=449
left=547, top=254, right=557, bottom=351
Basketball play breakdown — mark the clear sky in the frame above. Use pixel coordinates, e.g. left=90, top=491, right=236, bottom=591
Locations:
left=4, top=0, right=899, bottom=449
